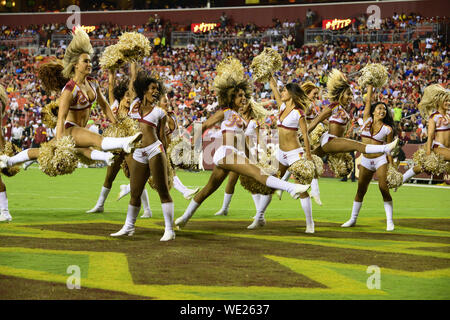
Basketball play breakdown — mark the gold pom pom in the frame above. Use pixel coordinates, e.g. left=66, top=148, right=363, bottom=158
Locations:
left=213, top=57, right=245, bottom=92
left=250, top=47, right=282, bottom=83
left=239, top=163, right=277, bottom=195
left=387, top=164, right=403, bottom=189
left=357, top=63, right=389, bottom=88
left=309, top=123, right=328, bottom=146
left=41, top=100, right=59, bottom=129
left=289, top=158, right=316, bottom=185
left=412, top=147, right=447, bottom=175
left=103, top=118, right=141, bottom=138
left=99, top=44, right=126, bottom=70
left=38, top=136, right=78, bottom=177
left=116, top=32, right=151, bottom=62
left=0, top=142, right=21, bottom=177
left=312, top=154, right=324, bottom=176
left=167, top=137, right=197, bottom=170
left=328, top=153, right=354, bottom=178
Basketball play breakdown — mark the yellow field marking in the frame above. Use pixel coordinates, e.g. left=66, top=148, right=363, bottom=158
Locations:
left=264, top=255, right=386, bottom=296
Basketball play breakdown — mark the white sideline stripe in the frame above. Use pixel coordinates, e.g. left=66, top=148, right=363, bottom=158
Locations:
left=370, top=182, right=450, bottom=189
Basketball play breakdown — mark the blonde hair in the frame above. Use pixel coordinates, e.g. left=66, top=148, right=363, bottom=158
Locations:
left=418, top=84, right=450, bottom=118
left=62, top=27, right=94, bottom=79
left=326, top=69, right=350, bottom=103
left=0, top=84, right=7, bottom=115
left=301, top=81, right=318, bottom=96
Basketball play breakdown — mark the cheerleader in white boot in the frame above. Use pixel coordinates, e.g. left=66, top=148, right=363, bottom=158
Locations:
left=0, top=28, right=142, bottom=169
left=402, top=85, right=449, bottom=183
left=115, top=93, right=199, bottom=215
left=110, top=71, right=175, bottom=241
left=175, top=78, right=310, bottom=230
left=341, top=85, right=396, bottom=231
left=307, top=69, right=398, bottom=158
left=87, top=65, right=152, bottom=217
left=268, top=76, right=316, bottom=233
left=275, top=81, right=322, bottom=205
left=0, top=85, right=12, bottom=222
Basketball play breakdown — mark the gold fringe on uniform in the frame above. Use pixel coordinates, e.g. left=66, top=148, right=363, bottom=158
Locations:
left=327, top=152, right=354, bottom=178
left=116, top=32, right=151, bottom=62
left=357, top=63, right=389, bottom=88
left=289, top=158, right=316, bottom=185
left=250, top=47, right=282, bottom=83
left=239, top=163, right=277, bottom=195
left=99, top=44, right=126, bottom=70
left=0, top=142, right=21, bottom=177
left=412, top=147, right=447, bottom=175
left=41, top=100, right=59, bottom=129
left=386, top=164, right=403, bottom=189
left=38, top=136, right=78, bottom=176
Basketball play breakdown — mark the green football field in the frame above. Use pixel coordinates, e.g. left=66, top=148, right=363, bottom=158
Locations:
left=0, top=165, right=449, bottom=300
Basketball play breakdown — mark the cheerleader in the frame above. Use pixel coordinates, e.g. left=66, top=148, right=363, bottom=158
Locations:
left=115, top=92, right=200, bottom=208
left=110, top=71, right=175, bottom=241
left=268, top=76, right=316, bottom=233
left=174, top=77, right=310, bottom=229
left=402, top=85, right=449, bottom=184
left=214, top=98, right=273, bottom=229
left=341, top=85, right=396, bottom=231
left=0, top=85, right=12, bottom=222
left=87, top=64, right=151, bottom=217
left=276, top=81, right=322, bottom=205
left=308, top=69, right=398, bottom=157
left=0, top=27, right=142, bottom=170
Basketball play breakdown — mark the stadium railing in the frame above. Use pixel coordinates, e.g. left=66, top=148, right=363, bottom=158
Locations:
left=171, top=29, right=289, bottom=47
left=304, top=24, right=438, bottom=45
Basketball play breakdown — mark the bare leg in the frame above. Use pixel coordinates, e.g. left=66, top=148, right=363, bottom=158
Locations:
left=434, top=146, right=450, bottom=161
left=175, top=166, right=229, bottom=228
left=68, top=126, right=141, bottom=153
left=322, top=137, right=367, bottom=154
left=218, top=153, right=309, bottom=197
left=194, top=166, right=230, bottom=204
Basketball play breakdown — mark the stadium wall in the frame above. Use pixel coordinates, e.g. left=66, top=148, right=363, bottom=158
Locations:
left=0, top=0, right=447, bottom=27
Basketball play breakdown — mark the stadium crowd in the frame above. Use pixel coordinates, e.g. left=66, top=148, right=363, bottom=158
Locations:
left=0, top=13, right=448, bottom=151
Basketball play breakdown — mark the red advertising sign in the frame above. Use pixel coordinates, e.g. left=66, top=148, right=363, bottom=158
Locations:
left=322, top=19, right=355, bottom=30
left=191, top=23, right=220, bottom=33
